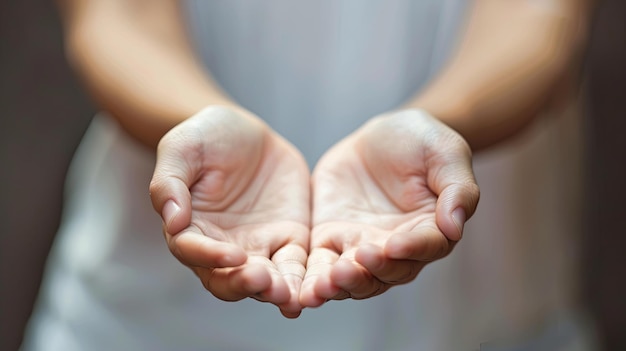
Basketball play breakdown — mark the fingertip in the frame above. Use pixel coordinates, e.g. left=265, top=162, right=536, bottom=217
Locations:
left=313, top=275, right=341, bottom=301
left=385, top=230, right=451, bottom=262
left=329, top=260, right=354, bottom=284
left=171, top=234, right=247, bottom=269
left=299, top=295, right=326, bottom=308
left=280, top=308, right=302, bottom=319
left=163, top=199, right=185, bottom=234
left=299, top=279, right=326, bottom=308
left=279, top=303, right=302, bottom=317
left=384, top=235, right=412, bottom=260
left=278, top=289, right=304, bottom=318
left=450, top=207, right=466, bottom=240
left=330, top=260, right=368, bottom=291
left=242, top=265, right=272, bottom=294
left=251, top=266, right=291, bottom=305
left=162, top=199, right=180, bottom=224
left=435, top=207, right=464, bottom=242
left=266, top=277, right=291, bottom=306
left=435, top=182, right=479, bottom=241
left=219, top=249, right=248, bottom=267
left=355, top=244, right=384, bottom=271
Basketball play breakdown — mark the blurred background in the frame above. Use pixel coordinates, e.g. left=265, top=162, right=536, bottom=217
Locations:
left=0, top=1, right=624, bottom=350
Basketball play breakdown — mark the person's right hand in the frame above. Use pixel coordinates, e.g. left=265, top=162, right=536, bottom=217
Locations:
left=149, top=106, right=310, bottom=318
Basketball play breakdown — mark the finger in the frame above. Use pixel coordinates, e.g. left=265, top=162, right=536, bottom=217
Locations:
left=253, top=258, right=291, bottom=305
left=272, top=244, right=307, bottom=316
left=426, top=140, right=480, bottom=241
left=435, top=181, right=480, bottom=241
left=384, top=227, right=454, bottom=262
left=330, top=257, right=387, bottom=300
left=149, top=135, right=196, bottom=235
left=280, top=309, right=302, bottom=319
left=300, top=247, right=340, bottom=307
left=167, top=230, right=247, bottom=268
left=197, top=259, right=274, bottom=302
left=355, top=244, right=423, bottom=285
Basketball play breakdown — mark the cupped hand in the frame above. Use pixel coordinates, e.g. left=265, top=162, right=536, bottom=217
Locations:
left=300, top=109, right=479, bottom=307
left=149, top=106, right=310, bottom=318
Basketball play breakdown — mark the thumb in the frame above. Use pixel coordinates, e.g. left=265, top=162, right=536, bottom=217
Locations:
left=427, top=140, right=480, bottom=241
left=435, top=182, right=480, bottom=241
left=149, top=137, right=195, bottom=235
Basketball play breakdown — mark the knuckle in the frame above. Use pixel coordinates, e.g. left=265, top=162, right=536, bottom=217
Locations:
left=201, top=275, right=212, bottom=292
left=200, top=269, right=220, bottom=295
left=465, top=182, right=481, bottom=200
left=169, top=241, right=185, bottom=264
left=148, top=179, right=162, bottom=197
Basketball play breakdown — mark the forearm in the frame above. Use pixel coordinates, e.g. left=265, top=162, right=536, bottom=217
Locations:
left=59, top=0, right=234, bottom=148
left=407, top=0, right=592, bottom=150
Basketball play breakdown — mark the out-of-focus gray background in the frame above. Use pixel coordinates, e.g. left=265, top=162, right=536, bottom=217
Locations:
left=0, top=1, right=624, bottom=350
left=0, top=1, right=93, bottom=349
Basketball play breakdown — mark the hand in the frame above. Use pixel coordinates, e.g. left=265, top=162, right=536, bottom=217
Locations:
left=149, top=106, right=310, bottom=318
left=300, top=109, right=479, bottom=306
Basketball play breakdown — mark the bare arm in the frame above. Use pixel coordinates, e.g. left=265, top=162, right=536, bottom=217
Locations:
left=408, top=0, right=593, bottom=150
left=58, top=0, right=235, bottom=148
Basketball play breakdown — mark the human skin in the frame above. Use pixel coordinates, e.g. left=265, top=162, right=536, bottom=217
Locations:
left=299, top=109, right=479, bottom=306
left=58, top=0, right=592, bottom=316
left=149, top=106, right=311, bottom=318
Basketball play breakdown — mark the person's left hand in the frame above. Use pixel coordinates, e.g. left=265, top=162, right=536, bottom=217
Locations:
left=300, top=109, right=480, bottom=307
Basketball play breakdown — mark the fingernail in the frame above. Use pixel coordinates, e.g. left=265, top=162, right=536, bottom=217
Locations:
left=163, top=200, right=181, bottom=228
left=451, top=207, right=466, bottom=239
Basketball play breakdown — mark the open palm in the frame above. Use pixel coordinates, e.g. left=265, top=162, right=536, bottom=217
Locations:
left=150, top=106, right=310, bottom=318
left=300, top=109, right=479, bottom=306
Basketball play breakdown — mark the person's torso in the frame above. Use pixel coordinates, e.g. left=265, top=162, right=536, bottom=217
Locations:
left=185, top=0, right=468, bottom=164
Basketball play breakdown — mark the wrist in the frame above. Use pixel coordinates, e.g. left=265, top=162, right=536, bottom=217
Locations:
left=404, top=92, right=475, bottom=144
